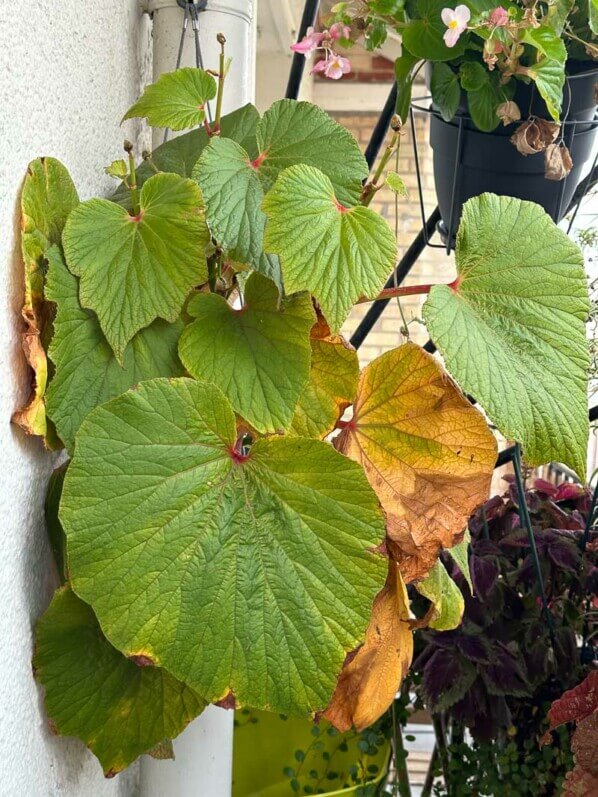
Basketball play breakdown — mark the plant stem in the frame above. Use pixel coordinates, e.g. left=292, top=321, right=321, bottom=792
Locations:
left=421, top=746, right=438, bottom=797
left=214, top=33, right=227, bottom=134
left=356, top=275, right=460, bottom=305
left=124, top=141, right=140, bottom=216
left=393, top=720, right=412, bottom=797
left=361, top=120, right=401, bottom=206
left=356, top=283, right=433, bottom=304
left=432, top=714, right=452, bottom=797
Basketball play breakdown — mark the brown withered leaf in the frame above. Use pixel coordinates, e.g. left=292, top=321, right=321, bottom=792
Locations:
left=335, top=342, right=497, bottom=583
left=322, top=561, right=413, bottom=732
left=545, top=142, right=573, bottom=181
left=12, top=157, right=78, bottom=441
left=510, top=118, right=560, bottom=155
left=496, top=100, right=521, bottom=126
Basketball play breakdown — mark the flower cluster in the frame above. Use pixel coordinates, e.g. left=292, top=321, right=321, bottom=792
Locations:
left=290, top=23, right=351, bottom=80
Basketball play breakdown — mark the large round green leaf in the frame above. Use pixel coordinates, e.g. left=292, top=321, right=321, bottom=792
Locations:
left=263, top=165, right=396, bottom=333
left=423, top=194, right=589, bottom=478
left=45, top=246, right=184, bottom=453
left=63, top=172, right=209, bottom=362
left=122, top=67, right=217, bottom=131
left=60, top=379, right=387, bottom=715
left=179, top=273, right=314, bottom=434
left=34, top=586, right=205, bottom=776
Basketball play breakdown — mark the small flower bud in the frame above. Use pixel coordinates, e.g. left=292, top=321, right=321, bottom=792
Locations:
left=123, top=139, right=134, bottom=154
left=217, top=32, right=226, bottom=46
left=390, top=114, right=402, bottom=132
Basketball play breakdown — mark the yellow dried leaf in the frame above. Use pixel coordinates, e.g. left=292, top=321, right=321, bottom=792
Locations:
left=323, top=561, right=412, bottom=731
left=12, top=158, right=78, bottom=442
left=336, top=342, right=497, bottom=583
left=289, top=315, right=359, bottom=439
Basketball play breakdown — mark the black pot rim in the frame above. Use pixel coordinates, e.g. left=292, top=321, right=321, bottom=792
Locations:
left=564, top=63, right=598, bottom=81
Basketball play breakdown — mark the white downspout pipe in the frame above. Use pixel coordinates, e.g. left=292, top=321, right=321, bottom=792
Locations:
left=138, top=3, right=256, bottom=796
left=146, top=0, right=255, bottom=147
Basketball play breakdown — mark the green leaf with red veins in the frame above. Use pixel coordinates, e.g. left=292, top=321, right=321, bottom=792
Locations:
left=62, top=172, right=209, bottom=362
left=45, top=246, right=184, bottom=453
left=255, top=100, right=368, bottom=206
left=112, top=103, right=260, bottom=206
left=194, top=101, right=367, bottom=286
left=34, top=586, right=205, bottom=777
left=193, top=138, right=282, bottom=288
left=60, top=378, right=387, bottom=716
left=423, top=193, right=589, bottom=478
left=122, top=67, right=217, bottom=131
left=263, top=164, right=397, bottom=333
left=179, top=273, right=314, bottom=434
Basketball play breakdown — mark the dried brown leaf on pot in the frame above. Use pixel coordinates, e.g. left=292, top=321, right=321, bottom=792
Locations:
left=335, top=342, right=497, bottom=583
left=322, top=560, right=413, bottom=732
left=496, top=101, right=521, bottom=126
left=510, top=118, right=560, bottom=155
left=545, top=142, right=573, bottom=181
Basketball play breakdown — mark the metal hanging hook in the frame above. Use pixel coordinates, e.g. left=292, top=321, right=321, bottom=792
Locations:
left=177, top=0, right=208, bottom=9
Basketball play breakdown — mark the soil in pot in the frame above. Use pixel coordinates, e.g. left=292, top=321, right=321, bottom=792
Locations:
left=232, top=710, right=391, bottom=797
left=429, top=63, right=598, bottom=234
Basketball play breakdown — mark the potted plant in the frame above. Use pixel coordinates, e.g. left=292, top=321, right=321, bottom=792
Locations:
left=321, top=1, right=598, bottom=229
left=407, top=478, right=597, bottom=795
left=14, top=35, right=592, bottom=783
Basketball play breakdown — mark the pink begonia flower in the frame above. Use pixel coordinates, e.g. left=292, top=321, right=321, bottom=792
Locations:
left=441, top=5, right=471, bottom=47
left=290, top=26, right=325, bottom=56
left=489, top=6, right=509, bottom=26
left=329, top=22, right=351, bottom=40
left=311, top=54, right=352, bottom=79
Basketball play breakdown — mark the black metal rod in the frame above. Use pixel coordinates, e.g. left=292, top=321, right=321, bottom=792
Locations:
left=567, top=154, right=598, bottom=233
left=364, top=82, right=398, bottom=170
left=285, top=0, right=320, bottom=100
left=495, top=445, right=515, bottom=469
left=410, top=108, right=429, bottom=242
left=350, top=208, right=441, bottom=349
left=512, top=443, right=557, bottom=647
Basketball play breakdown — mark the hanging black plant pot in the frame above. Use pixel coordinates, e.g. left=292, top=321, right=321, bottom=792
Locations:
left=429, top=63, right=598, bottom=237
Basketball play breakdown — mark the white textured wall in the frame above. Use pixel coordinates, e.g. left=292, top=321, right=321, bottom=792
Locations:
left=0, top=2, right=151, bottom=794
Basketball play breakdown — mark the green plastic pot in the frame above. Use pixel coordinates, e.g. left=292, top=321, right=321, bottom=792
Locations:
left=232, top=710, right=391, bottom=797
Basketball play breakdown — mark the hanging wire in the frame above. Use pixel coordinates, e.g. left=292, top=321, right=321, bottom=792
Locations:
left=163, top=0, right=212, bottom=144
